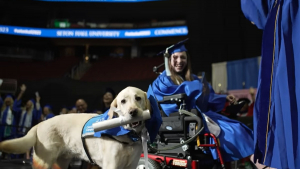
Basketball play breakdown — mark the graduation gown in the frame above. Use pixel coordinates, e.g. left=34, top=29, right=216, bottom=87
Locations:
left=19, top=106, right=42, bottom=136
left=150, top=71, right=254, bottom=162
left=241, top=0, right=300, bottom=168
left=0, top=99, right=22, bottom=140
left=0, top=97, right=3, bottom=108
left=44, top=113, right=55, bottom=120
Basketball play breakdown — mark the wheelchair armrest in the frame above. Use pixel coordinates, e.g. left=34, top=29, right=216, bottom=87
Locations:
left=158, top=93, right=187, bottom=104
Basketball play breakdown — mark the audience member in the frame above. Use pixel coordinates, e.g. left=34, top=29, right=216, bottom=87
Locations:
left=60, top=106, right=69, bottom=115
left=18, top=96, right=42, bottom=136
left=76, top=99, right=89, bottom=113
left=42, top=104, right=55, bottom=121
left=68, top=106, right=77, bottom=114
left=98, top=88, right=116, bottom=114
left=0, top=84, right=26, bottom=141
left=0, top=84, right=26, bottom=159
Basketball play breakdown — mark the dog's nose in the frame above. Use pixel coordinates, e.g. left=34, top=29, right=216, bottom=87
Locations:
left=129, top=109, right=138, bottom=117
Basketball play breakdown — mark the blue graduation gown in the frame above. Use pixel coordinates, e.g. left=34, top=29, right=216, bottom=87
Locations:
left=0, top=97, right=3, bottom=108
left=242, top=0, right=300, bottom=168
left=45, top=113, right=55, bottom=120
left=19, top=107, right=42, bottom=136
left=0, top=99, right=22, bottom=141
left=150, top=71, right=254, bottom=162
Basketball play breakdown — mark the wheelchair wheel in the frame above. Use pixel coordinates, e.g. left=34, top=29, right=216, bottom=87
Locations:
left=136, top=157, right=162, bottom=169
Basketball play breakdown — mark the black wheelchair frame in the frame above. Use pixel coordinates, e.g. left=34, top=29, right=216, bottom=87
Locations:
left=138, top=93, right=225, bottom=169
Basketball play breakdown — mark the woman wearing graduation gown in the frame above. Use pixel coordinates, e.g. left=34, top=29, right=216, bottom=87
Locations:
left=148, top=40, right=254, bottom=162
left=0, top=84, right=26, bottom=142
left=18, top=95, right=42, bottom=160
left=42, top=104, right=55, bottom=121
left=18, top=95, right=42, bottom=137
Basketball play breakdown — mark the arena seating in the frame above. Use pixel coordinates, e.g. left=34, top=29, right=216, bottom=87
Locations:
left=0, top=57, right=80, bottom=81
left=81, top=57, right=163, bottom=82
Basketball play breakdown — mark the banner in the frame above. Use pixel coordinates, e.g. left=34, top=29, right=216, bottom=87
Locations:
left=0, top=25, right=188, bottom=38
left=39, top=0, right=159, bottom=2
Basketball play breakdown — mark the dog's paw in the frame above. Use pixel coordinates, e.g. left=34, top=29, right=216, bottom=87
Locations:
left=32, top=154, right=50, bottom=169
left=52, top=163, right=62, bottom=169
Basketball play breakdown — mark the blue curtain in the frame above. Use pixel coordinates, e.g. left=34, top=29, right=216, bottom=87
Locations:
left=226, top=57, right=259, bottom=90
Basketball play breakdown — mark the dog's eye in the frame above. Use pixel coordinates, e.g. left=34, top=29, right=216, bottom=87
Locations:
left=121, top=99, right=126, bottom=104
left=135, top=96, right=141, bottom=101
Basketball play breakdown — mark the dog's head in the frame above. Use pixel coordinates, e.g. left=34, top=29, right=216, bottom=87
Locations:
left=108, top=86, right=151, bottom=133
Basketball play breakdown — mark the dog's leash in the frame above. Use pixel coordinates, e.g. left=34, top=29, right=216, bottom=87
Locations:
left=111, top=107, right=149, bottom=169
left=141, top=127, right=149, bottom=169
left=112, top=107, right=149, bottom=169
left=104, top=107, right=149, bottom=169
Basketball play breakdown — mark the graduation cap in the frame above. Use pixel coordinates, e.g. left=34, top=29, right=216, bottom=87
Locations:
left=155, top=38, right=189, bottom=76
left=29, top=98, right=35, bottom=105
left=5, top=94, right=14, bottom=99
left=44, top=104, right=52, bottom=110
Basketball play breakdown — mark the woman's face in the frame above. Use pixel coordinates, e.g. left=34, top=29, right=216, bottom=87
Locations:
left=26, top=100, right=33, bottom=109
left=103, top=92, right=114, bottom=105
left=4, top=97, right=13, bottom=106
left=43, top=107, right=50, bottom=115
left=170, top=51, right=187, bottom=73
left=60, top=108, right=68, bottom=114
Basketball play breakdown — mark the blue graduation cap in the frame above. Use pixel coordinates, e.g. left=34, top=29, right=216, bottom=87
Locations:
left=5, top=94, right=14, bottom=99
left=29, top=98, right=36, bottom=106
left=44, top=104, right=52, bottom=110
left=69, top=106, right=76, bottom=110
left=157, top=38, right=189, bottom=76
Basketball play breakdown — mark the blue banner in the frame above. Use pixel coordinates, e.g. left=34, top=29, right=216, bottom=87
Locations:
left=0, top=25, right=188, bottom=39
left=39, top=0, right=159, bottom=1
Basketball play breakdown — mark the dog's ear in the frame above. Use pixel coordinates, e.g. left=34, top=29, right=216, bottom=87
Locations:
left=108, top=96, right=118, bottom=119
left=144, top=92, right=151, bottom=113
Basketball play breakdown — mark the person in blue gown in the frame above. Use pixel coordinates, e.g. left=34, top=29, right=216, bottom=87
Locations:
left=42, top=104, right=55, bottom=121
left=148, top=40, right=254, bottom=162
left=18, top=95, right=42, bottom=160
left=0, top=84, right=26, bottom=159
left=0, top=84, right=26, bottom=142
left=18, top=96, right=42, bottom=137
left=241, top=0, right=300, bottom=168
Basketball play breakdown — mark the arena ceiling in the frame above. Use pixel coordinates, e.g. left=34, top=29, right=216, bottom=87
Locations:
left=0, top=0, right=188, bottom=24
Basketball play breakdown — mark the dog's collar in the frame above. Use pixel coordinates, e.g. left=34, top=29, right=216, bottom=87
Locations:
left=106, top=131, right=141, bottom=145
left=128, top=131, right=141, bottom=142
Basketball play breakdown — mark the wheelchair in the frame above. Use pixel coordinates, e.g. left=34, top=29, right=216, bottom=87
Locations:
left=137, top=93, right=226, bottom=169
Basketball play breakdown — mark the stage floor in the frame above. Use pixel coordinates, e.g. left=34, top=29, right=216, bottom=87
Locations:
left=0, top=159, right=31, bottom=169
left=0, top=159, right=83, bottom=169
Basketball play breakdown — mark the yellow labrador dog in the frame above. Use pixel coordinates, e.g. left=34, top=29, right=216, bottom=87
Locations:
left=0, top=86, right=151, bottom=169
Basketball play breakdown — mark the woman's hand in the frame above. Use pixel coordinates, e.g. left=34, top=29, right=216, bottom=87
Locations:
left=20, top=84, right=26, bottom=92
left=249, top=87, right=255, bottom=95
left=36, top=96, right=41, bottom=102
left=226, top=94, right=237, bottom=104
